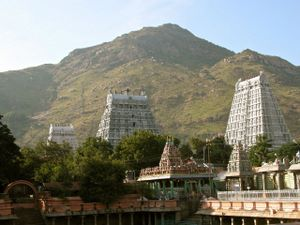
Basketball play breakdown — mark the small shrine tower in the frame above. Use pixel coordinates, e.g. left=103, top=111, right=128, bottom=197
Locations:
left=225, top=142, right=253, bottom=191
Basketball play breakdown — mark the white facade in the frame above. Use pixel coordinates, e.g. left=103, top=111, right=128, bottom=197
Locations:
left=225, top=73, right=291, bottom=149
left=48, top=124, right=78, bottom=150
left=96, top=90, right=160, bottom=146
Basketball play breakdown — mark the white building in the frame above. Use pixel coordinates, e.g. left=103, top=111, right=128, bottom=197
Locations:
left=225, top=73, right=291, bottom=149
left=96, top=89, right=160, bottom=146
left=48, top=124, right=78, bottom=150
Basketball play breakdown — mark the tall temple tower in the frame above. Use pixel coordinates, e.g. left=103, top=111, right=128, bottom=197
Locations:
left=48, top=124, right=78, bottom=150
left=96, top=89, right=160, bottom=146
left=225, top=72, right=291, bottom=149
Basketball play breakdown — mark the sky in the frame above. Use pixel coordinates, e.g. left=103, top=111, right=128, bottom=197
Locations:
left=0, top=0, right=299, bottom=72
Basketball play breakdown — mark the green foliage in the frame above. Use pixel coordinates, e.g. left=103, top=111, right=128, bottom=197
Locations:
left=74, top=137, right=113, bottom=178
left=76, top=137, right=113, bottom=161
left=249, top=135, right=273, bottom=166
left=19, top=146, right=43, bottom=180
left=190, top=137, right=206, bottom=159
left=276, top=141, right=300, bottom=161
left=1, top=25, right=300, bottom=147
left=0, top=115, right=21, bottom=187
left=190, top=136, right=232, bottom=165
left=20, top=141, right=74, bottom=183
left=113, top=131, right=166, bottom=172
left=208, top=136, right=232, bottom=165
left=179, top=143, right=193, bottom=160
left=79, top=159, right=125, bottom=204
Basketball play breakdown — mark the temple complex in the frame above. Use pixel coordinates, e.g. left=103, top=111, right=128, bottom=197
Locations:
left=47, top=124, right=78, bottom=150
left=138, top=137, right=216, bottom=198
left=225, top=72, right=291, bottom=149
left=96, top=89, right=160, bottom=146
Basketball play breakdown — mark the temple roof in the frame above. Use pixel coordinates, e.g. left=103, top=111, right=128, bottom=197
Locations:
left=138, top=137, right=214, bottom=181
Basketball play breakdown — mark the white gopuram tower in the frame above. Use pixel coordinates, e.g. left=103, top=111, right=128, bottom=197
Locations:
left=225, top=72, right=291, bottom=149
left=96, top=89, right=160, bottom=146
left=48, top=124, right=78, bottom=150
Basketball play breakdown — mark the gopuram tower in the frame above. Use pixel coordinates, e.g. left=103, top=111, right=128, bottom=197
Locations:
left=48, top=124, right=78, bottom=150
left=96, top=89, right=160, bottom=146
left=225, top=72, right=291, bottom=149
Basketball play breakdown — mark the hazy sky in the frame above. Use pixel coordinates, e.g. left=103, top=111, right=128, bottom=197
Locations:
left=1, top=0, right=299, bottom=72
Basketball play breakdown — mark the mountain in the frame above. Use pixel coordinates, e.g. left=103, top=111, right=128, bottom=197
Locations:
left=0, top=24, right=299, bottom=146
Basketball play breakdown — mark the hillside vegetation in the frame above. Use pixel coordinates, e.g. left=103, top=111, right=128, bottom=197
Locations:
left=0, top=24, right=299, bottom=145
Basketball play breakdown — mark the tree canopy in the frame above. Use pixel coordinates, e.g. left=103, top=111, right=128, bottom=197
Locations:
left=189, top=135, right=232, bottom=165
left=249, top=135, right=273, bottom=166
left=276, top=141, right=300, bottom=161
left=113, top=130, right=166, bottom=172
left=79, top=159, right=125, bottom=205
left=0, top=115, right=21, bottom=188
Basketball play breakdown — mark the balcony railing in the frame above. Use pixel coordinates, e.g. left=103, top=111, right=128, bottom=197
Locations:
left=217, top=189, right=300, bottom=201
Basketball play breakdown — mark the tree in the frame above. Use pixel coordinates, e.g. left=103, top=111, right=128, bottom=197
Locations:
left=249, top=135, right=273, bottom=166
left=79, top=159, right=125, bottom=205
left=208, top=136, right=232, bottom=165
left=190, top=137, right=206, bottom=160
left=276, top=141, right=300, bottom=161
left=21, top=141, right=75, bottom=183
left=74, top=137, right=113, bottom=178
left=190, top=136, right=232, bottom=165
left=76, top=137, right=113, bottom=161
left=113, top=131, right=166, bottom=172
left=19, top=146, right=43, bottom=180
left=0, top=115, right=21, bottom=188
left=179, top=143, right=193, bottom=160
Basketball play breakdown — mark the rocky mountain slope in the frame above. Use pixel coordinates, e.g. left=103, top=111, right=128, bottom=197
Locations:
left=0, top=24, right=299, bottom=146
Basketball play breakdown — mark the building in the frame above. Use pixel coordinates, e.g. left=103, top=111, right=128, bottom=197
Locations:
left=96, top=89, right=160, bottom=146
left=138, top=137, right=216, bottom=198
left=225, top=72, right=291, bottom=149
left=48, top=124, right=78, bottom=150
left=225, top=142, right=253, bottom=191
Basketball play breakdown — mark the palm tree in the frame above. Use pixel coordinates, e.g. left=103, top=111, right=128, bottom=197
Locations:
left=249, top=135, right=272, bottom=166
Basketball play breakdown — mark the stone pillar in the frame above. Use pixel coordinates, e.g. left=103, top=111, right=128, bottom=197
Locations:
left=198, top=180, right=202, bottom=193
left=254, top=218, right=257, bottom=225
left=81, top=216, right=85, bottom=225
left=130, top=213, right=134, bottom=225
left=241, top=218, right=245, bottom=225
left=262, top=173, right=266, bottom=191
left=162, top=180, right=166, bottom=197
left=94, top=215, right=97, bottom=225
left=106, top=214, right=110, bottom=225
left=266, top=219, right=270, bottom=225
left=184, top=180, right=188, bottom=194
left=293, top=173, right=297, bottom=189
left=231, top=217, right=234, bottom=225
left=239, top=178, right=243, bottom=191
left=148, top=214, right=151, bottom=225
left=67, top=217, right=71, bottom=225
left=154, top=213, right=158, bottom=225
left=161, top=212, right=165, bottom=225
left=118, top=213, right=122, bottom=225
left=142, top=214, right=145, bottom=225
left=51, top=218, right=55, bottom=225
left=280, top=220, right=284, bottom=224
left=170, top=180, right=174, bottom=198
left=219, top=217, right=223, bottom=225
left=276, top=173, right=282, bottom=190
